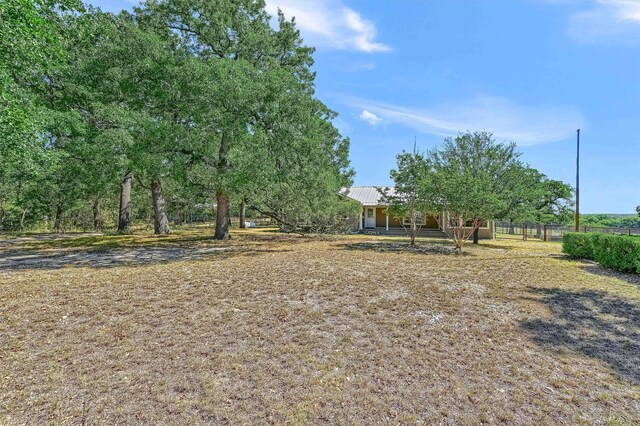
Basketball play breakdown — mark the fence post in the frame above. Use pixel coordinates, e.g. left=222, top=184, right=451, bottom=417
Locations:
left=543, top=224, right=547, bottom=242
left=629, top=229, right=632, bottom=236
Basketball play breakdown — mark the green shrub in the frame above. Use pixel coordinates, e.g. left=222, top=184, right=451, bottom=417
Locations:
left=591, top=234, right=640, bottom=273
left=562, top=232, right=595, bottom=259
left=563, top=232, right=640, bottom=273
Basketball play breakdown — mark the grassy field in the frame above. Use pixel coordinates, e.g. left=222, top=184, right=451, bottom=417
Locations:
left=1, top=229, right=638, bottom=425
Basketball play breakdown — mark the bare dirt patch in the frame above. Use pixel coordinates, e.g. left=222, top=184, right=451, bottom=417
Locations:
left=1, top=230, right=638, bottom=424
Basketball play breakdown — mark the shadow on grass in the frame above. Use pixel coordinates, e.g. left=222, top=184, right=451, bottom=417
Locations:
left=476, top=241, right=539, bottom=251
left=0, top=230, right=338, bottom=271
left=337, top=241, right=466, bottom=256
left=579, top=263, right=640, bottom=287
left=0, top=233, right=220, bottom=252
left=0, top=232, right=99, bottom=248
left=481, top=239, right=558, bottom=252
left=521, top=288, right=640, bottom=384
left=0, top=245, right=293, bottom=270
left=0, top=229, right=317, bottom=252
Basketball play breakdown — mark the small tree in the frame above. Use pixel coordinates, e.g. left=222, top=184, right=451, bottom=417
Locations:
left=384, top=149, right=436, bottom=245
left=430, top=131, right=522, bottom=251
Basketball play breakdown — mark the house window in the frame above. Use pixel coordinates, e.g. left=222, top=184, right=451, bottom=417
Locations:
left=404, top=212, right=427, bottom=225
left=367, top=208, right=374, bottom=218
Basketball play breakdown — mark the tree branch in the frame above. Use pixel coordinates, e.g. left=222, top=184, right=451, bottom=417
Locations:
left=248, top=204, right=306, bottom=236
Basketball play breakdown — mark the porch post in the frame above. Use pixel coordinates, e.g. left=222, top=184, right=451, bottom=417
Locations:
left=359, top=207, right=363, bottom=230
left=386, top=209, right=389, bottom=230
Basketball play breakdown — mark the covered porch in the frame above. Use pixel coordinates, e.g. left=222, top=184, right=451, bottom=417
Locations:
left=359, top=206, right=441, bottom=231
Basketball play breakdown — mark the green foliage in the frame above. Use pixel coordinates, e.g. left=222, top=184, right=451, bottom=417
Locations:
left=135, top=0, right=353, bottom=236
left=292, top=197, right=361, bottom=234
left=427, top=131, right=524, bottom=250
left=387, top=131, right=573, bottom=249
left=385, top=148, right=437, bottom=244
left=523, top=176, right=574, bottom=224
left=0, top=1, right=353, bottom=235
left=388, top=131, right=537, bottom=249
left=591, top=234, right=640, bottom=273
left=581, top=214, right=640, bottom=229
left=563, top=232, right=640, bottom=273
left=0, top=0, right=84, bottom=232
left=431, top=131, right=521, bottom=222
left=488, top=160, right=573, bottom=225
left=562, top=232, right=595, bottom=260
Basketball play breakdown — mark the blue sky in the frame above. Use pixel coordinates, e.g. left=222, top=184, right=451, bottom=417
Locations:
left=88, top=0, right=640, bottom=213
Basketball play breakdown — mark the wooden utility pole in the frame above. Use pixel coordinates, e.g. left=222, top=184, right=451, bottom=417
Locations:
left=575, top=129, right=580, bottom=232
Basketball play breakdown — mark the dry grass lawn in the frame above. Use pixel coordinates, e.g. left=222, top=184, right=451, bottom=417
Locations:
left=1, top=229, right=638, bottom=425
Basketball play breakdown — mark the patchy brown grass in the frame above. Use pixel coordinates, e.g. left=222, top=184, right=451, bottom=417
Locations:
left=1, top=230, right=638, bottom=425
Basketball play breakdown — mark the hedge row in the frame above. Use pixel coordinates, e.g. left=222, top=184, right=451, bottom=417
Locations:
left=562, top=232, right=640, bottom=273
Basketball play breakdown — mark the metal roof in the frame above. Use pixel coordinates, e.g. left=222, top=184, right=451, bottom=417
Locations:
left=342, top=186, right=395, bottom=205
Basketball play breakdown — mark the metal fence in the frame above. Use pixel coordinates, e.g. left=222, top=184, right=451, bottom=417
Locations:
left=495, top=222, right=640, bottom=242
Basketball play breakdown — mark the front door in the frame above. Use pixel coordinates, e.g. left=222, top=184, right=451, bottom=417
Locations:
left=365, top=207, right=376, bottom=228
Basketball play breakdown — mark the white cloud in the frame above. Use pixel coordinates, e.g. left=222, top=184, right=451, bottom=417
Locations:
left=563, top=0, right=640, bottom=43
left=598, top=0, right=640, bottom=22
left=351, top=96, right=585, bottom=145
left=359, top=110, right=382, bottom=125
left=264, top=0, right=390, bottom=53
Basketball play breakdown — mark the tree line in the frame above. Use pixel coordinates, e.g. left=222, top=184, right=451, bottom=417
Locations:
left=2, top=1, right=577, bottom=244
left=1, top=0, right=358, bottom=238
left=580, top=214, right=640, bottom=229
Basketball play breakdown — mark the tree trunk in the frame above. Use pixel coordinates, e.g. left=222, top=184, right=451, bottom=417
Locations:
left=53, top=205, right=63, bottom=234
left=410, top=220, right=417, bottom=245
left=278, top=208, right=286, bottom=232
left=118, top=171, right=133, bottom=233
left=151, top=179, right=171, bottom=235
left=215, top=191, right=231, bottom=240
left=214, top=132, right=231, bottom=240
left=472, top=227, right=479, bottom=244
left=453, top=225, right=465, bottom=252
left=454, top=233, right=464, bottom=252
left=20, top=208, right=28, bottom=232
left=239, top=201, right=246, bottom=228
left=93, top=197, right=103, bottom=232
